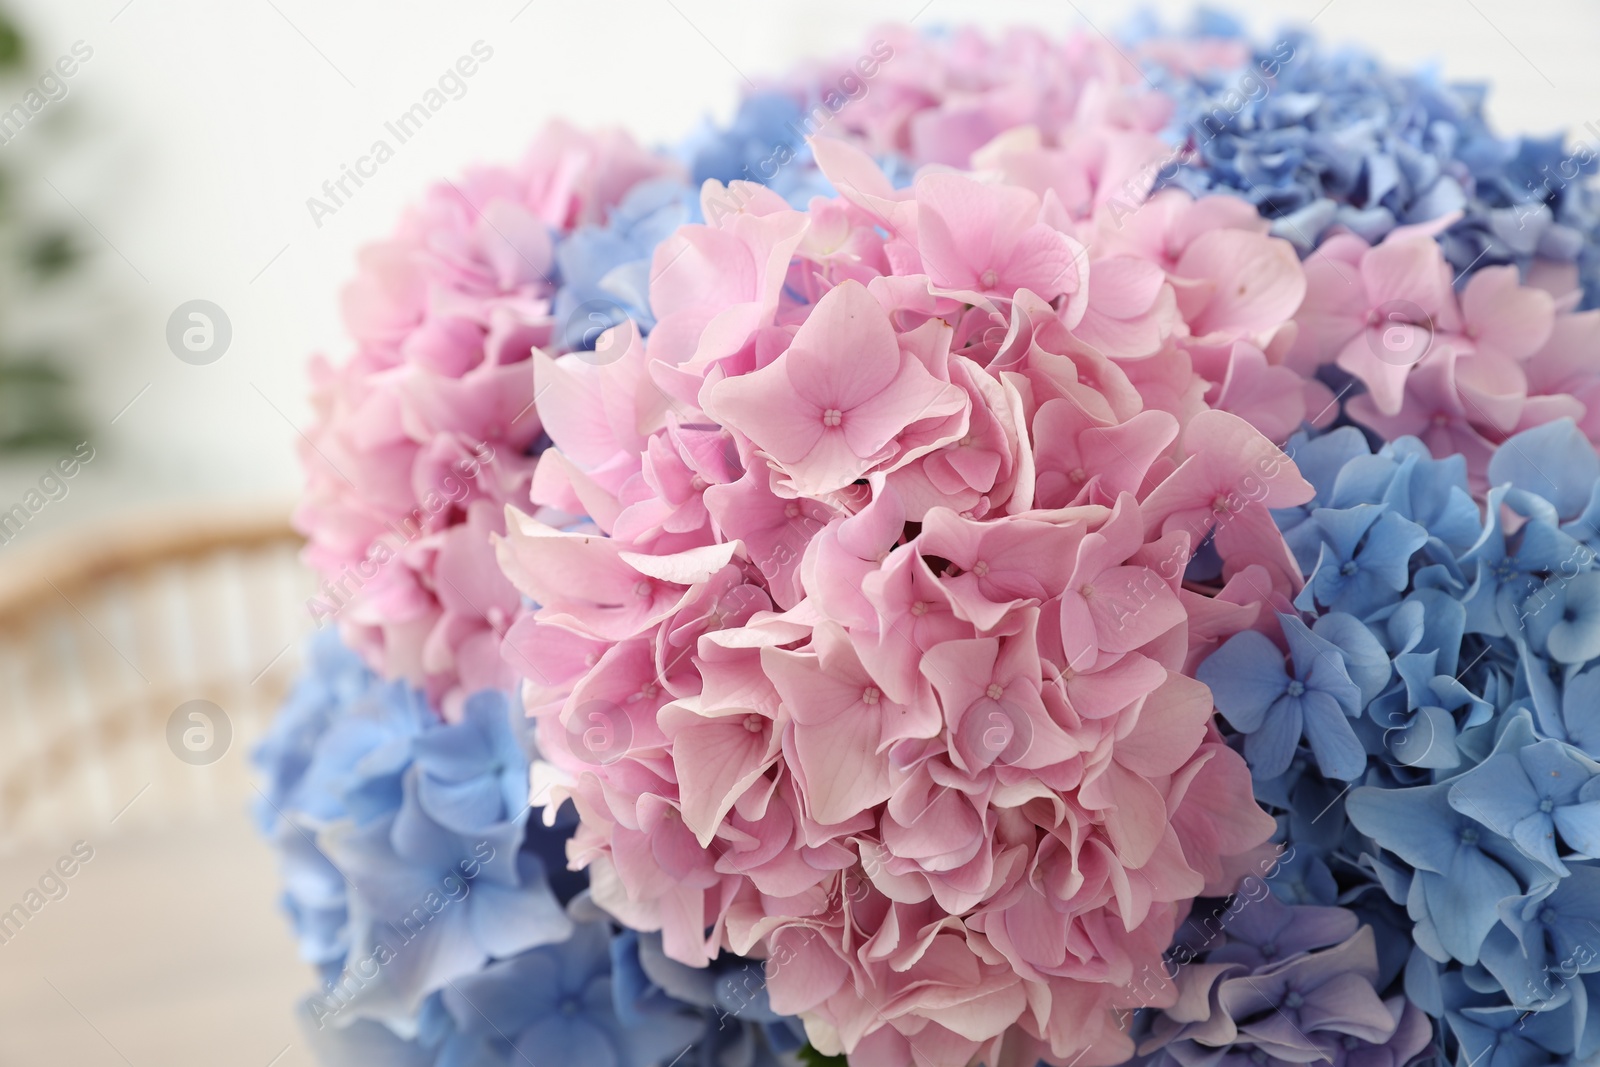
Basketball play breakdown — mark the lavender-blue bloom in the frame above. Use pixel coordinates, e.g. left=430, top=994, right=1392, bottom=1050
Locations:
left=1487, top=418, right=1600, bottom=524
left=437, top=918, right=704, bottom=1067
left=1135, top=921, right=1430, bottom=1066
left=255, top=631, right=423, bottom=981
left=298, top=993, right=454, bottom=1067
left=1447, top=711, right=1600, bottom=875
left=1293, top=503, right=1429, bottom=618
left=688, top=93, right=810, bottom=192
left=552, top=177, right=700, bottom=347
left=1178, top=328, right=1600, bottom=1067
left=1440, top=970, right=1583, bottom=1067
left=254, top=628, right=382, bottom=831
left=1460, top=486, right=1587, bottom=639
left=1347, top=779, right=1553, bottom=968
left=409, top=690, right=531, bottom=841
left=311, top=712, right=571, bottom=1026
left=612, top=929, right=806, bottom=1067
left=1199, top=892, right=1359, bottom=970
left=1526, top=661, right=1600, bottom=760
left=1199, top=613, right=1366, bottom=779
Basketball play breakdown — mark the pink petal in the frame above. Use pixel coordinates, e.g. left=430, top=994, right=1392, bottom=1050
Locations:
left=1177, top=229, right=1306, bottom=338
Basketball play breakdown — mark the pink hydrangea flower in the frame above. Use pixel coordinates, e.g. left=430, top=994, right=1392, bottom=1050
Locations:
left=770, top=25, right=1231, bottom=171
left=296, top=123, right=677, bottom=718
left=1287, top=224, right=1600, bottom=489
left=497, top=142, right=1309, bottom=1065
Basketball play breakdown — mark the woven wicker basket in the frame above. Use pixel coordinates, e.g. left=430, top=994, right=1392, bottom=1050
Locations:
left=0, top=504, right=311, bottom=852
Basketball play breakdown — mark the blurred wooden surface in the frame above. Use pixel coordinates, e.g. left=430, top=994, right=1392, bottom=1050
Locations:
left=0, top=825, right=316, bottom=1067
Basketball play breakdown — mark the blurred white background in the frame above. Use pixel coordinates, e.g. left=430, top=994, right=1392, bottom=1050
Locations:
left=0, top=2, right=1594, bottom=1065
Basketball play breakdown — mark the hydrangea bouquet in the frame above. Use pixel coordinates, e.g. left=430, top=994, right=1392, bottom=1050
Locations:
left=259, top=13, right=1600, bottom=1067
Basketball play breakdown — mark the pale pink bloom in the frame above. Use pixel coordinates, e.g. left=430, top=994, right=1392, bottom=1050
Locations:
left=770, top=24, right=1213, bottom=172
left=495, top=143, right=1308, bottom=1065
left=1291, top=231, right=1460, bottom=414
left=1171, top=228, right=1306, bottom=344
left=297, top=124, right=676, bottom=712
left=1453, top=264, right=1556, bottom=363
left=910, top=171, right=1087, bottom=306
left=1345, top=347, right=1499, bottom=486
left=1092, top=190, right=1269, bottom=271
left=1073, top=255, right=1180, bottom=359
left=1523, top=309, right=1600, bottom=440
left=704, top=280, right=968, bottom=496
left=1057, top=494, right=1186, bottom=671
left=1032, top=403, right=1179, bottom=509
left=646, top=197, right=809, bottom=371
left=1141, top=409, right=1314, bottom=593
left=765, top=628, right=928, bottom=827
left=1283, top=228, right=1600, bottom=475
left=886, top=355, right=1031, bottom=518
left=1197, top=340, right=1318, bottom=443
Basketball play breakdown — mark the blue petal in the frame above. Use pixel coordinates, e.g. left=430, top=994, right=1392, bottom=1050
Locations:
left=466, top=873, right=571, bottom=960
left=1288, top=426, right=1373, bottom=506
left=1563, top=666, right=1600, bottom=757
left=1284, top=614, right=1362, bottom=717
left=1357, top=510, right=1429, bottom=587
left=1299, top=689, right=1367, bottom=780
left=1312, top=611, right=1392, bottom=706
left=1309, top=503, right=1386, bottom=563
left=1197, top=629, right=1289, bottom=732
left=1520, top=737, right=1599, bottom=805
left=1422, top=848, right=1520, bottom=966
left=1488, top=418, right=1600, bottom=521
left=1244, top=694, right=1303, bottom=779
left=1347, top=781, right=1462, bottom=874
left=1555, top=801, right=1600, bottom=858
left=1548, top=573, right=1600, bottom=663
left=1392, top=704, right=1462, bottom=770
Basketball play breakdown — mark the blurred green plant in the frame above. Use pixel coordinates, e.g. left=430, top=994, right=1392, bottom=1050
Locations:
left=798, top=1046, right=848, bottom=1067
left=0, top=3, right=87, bottom=452
left=0, top=9, right=22, bottom=70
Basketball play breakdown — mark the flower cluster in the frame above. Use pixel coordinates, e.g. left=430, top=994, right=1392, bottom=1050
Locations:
left=493, top=124, right=1344, bottom=1064
left=1162, top=418, right=1600, bottom=1066
left=1138, top=14, right=1600, bottom=483
left=273, top=16, right=1600, bottom=1067
left=1285, top=224, right=1600, bottom=489
left=294, top=124, right=678, bottom=717
left=1131, top=892, right=1434, bottom=1066
left=255, top=630, right=796, bottom=1066
left=767, top=24, right=1186, bottom=175
left=774, top=25, right=1600, bottom=484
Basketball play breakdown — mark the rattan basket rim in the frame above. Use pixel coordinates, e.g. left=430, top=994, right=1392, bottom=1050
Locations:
left=0, top=498, right=302, bottom=626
